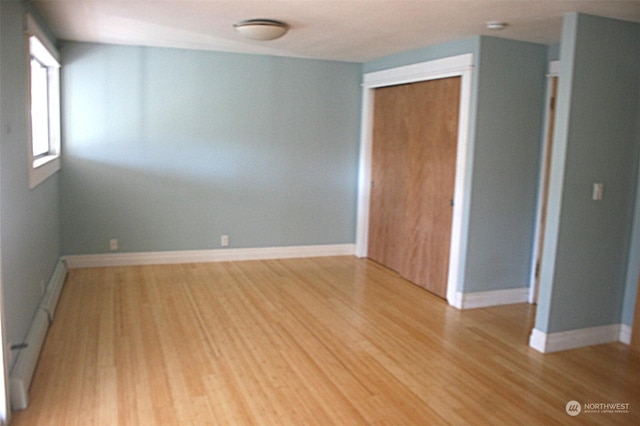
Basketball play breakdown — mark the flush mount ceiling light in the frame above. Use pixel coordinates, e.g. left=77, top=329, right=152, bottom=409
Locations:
left=233, top=19, right=289, bottom=41
left=485, top=21, right=508, bottom=31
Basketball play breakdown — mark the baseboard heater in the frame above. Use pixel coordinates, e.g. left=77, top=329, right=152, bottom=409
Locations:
left=9, top=259, right=68, bottom=411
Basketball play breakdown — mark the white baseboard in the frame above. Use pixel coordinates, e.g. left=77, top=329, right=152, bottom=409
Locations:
left=619, top=324, right=632, bottom=345
left=450, top=287, right=529, bottom=309
left=64, top=244, right=356, bottom=268
left=529, top=324, right=626, bottom=353
left=528, top=328, right=548, bottom=352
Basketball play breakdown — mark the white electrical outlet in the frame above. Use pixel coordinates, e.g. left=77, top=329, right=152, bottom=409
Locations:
left=221, top=235, right=229, bottom=247
left=592, top=183, right=604, bottom=201
left=110, top=239, right=118, bottom=251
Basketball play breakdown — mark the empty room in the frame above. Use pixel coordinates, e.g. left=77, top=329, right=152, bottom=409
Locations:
left=1, top=0, right=640, bottom=424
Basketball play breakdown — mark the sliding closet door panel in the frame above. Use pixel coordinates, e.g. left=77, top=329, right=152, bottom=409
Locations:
left=401, top=77, right=460, bottom=297
left=368, top=84, right=409, bottom=273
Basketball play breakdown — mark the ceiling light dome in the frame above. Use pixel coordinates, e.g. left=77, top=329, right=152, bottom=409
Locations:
left=233, top=19, right=289, bottom=41
left=485, top=21, right=508, bottom=31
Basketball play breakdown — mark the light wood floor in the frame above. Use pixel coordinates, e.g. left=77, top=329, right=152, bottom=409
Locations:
left=12, top=257, right=640, bottom=425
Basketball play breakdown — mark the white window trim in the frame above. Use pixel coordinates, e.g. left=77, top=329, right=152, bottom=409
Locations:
left=25, top=14, right=61, bottom=189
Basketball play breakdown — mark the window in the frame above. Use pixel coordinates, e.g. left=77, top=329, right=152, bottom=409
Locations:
left=26, top=15, right=61, bottom=188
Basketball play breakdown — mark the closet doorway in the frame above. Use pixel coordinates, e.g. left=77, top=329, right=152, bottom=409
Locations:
left=368, top=77, right=460, bottom=298
left=529, top=61, right=560, bottom=304
left=356, top=54, right=473, bottom=306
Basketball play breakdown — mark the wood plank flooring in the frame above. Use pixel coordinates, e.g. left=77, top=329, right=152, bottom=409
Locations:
left=11, top=257, right=640, bottom=425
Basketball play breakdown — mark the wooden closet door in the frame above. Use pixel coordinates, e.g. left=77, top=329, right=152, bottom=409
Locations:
left=368, top=84, right=409, bottom=273
left=368, top=77, right=461, bottom=298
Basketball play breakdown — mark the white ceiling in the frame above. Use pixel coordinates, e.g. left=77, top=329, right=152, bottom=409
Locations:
left=33, top=0, right=640, bottom=63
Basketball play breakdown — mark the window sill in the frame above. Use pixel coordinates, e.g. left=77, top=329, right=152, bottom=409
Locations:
left=29, top=154, right=60, bottom=189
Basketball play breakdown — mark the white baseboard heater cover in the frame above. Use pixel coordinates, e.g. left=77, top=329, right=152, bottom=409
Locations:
left=10, top=259, right=68, bottom=410
left=40, top=259, right=68, bottom=322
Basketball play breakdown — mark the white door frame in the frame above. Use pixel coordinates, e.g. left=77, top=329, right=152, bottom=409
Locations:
left=0, top=10, right=9, bottom=418
left=355, top=54, right=474, bottom=307
left=528, top=60, right=560, bottom=304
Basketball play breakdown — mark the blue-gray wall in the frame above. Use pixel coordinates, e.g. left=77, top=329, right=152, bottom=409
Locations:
left=548, top=44, right=560, bottom=62
left=60, top=43, right=362, bottom=254
left=364, top=36, right=547, bottom=295
left=463, top=37, right=547, bottom=293
left=622, top=23, right=640, bottom=329
left=624, top=160, right=640, bottom=326
left=0, top=1, right=61, bottom=362
left=535, top=14, right=640, bottom=333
